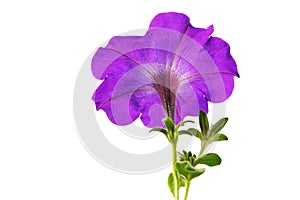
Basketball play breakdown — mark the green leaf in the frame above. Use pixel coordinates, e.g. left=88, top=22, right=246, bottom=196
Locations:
left=149, top=127, right=168, bottom=135
left=187, top=128, right=200, bottom=138
left=167, top=173, right=175, bottom=197
left=194, top=153, right=222, bottom=167
left=164, top=118, right=175, bottom=133
left=175, top=161, right=205, bottom=181
left=177, top=120, right=194, bottom=127
left=168, top=173, right=186, bottom=197
left=178, top=130, right=194, bottom=136
left=210, top=118, right=228, bottom=136
left=211, top=134, right=228, bottom=142
left=175, top=120, right=195, bottom=132
left=199, top=110, right=209, bottom=135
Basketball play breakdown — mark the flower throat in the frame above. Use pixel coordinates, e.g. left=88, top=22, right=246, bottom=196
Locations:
left=154, top=84, right=176, bottom=121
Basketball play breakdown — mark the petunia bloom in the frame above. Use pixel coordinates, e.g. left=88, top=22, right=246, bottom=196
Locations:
left=92, top=12, right=239, bottom=128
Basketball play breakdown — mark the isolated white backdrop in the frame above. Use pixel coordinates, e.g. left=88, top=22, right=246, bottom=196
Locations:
left=1, top=0, right=300, bottom=199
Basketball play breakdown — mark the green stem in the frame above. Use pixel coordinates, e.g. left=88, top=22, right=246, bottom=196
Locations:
left=184, top=180, right=191, bottom=200
left=171, top=141, right=179, bottom=200
left=199, top=140, right=207, bottom=157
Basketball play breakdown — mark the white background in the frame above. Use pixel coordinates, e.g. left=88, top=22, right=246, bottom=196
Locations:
left=1, top=0, right=300, bottom=199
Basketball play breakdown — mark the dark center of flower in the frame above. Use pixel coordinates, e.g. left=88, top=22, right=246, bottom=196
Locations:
left=154, top=84, right=176, bottom=121
left=148, top=64, right=182, bottom=121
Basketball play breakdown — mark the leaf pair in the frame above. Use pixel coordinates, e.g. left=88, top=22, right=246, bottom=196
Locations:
left=199, top=110, right=228, bottom=138
left=178, top=111, right=228, bottom=144
left=149, top=118, right=194, bottom=142
left=184, top=111, right=229, bottom=152
left=149, top=118, right=173, bottom=142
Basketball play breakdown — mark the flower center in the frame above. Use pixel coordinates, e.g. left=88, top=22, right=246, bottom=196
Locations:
left=154, top=84, right=176, bottom=121
left=147, top=63, right=182, bottom=121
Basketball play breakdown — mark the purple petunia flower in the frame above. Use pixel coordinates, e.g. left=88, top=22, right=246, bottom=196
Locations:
left=92, top=12, right=239, bottom=128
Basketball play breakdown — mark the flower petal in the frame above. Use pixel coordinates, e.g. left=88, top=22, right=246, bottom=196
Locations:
left=92, top=65, right=153, bottom=125
left=92, top=76, right=139, bottom=125
left=172, top=34, right=238, bottom=103
left=202, top=37, right=239, bottom=102
left=149, top=13, right=237, bottom=103
left=175, top=77, right=209, bottom=121
left=131, top=87, right=165, bottom=127
left=186, top=24, right=214, bottom=45
left=106, top=36, right=143, bottom=52
left=150, top=12, right=190, bottom=33
left=93, top=48, right=139, bottom=80
left=201, top=73, right=235, bottom=103
left=204, top=37, right=239, bottom=77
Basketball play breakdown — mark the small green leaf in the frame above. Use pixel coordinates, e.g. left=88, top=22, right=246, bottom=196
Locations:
left=164, top=118, right=175, bottom=133
left=149, top=127, right=168, bottom=136
left=167, top=173, right=175, bottom=197
left=178, top=130, right=194, bottom=136
left=194, top=153, right=222, bottom=167
left=175, top=161, right=205, bottom=181
left=168, top=173, right=186, bottom=197
left=187, top=128, right=200, bottom=138
left=175, top=120, right=195, bottom=132
left=211, top=134, right=228, bottom=142
left=210, top=118, right=228, bottom=136
left=177, top=120, right=194, bottom=127
left=199, top=110, right=209, bottom=135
